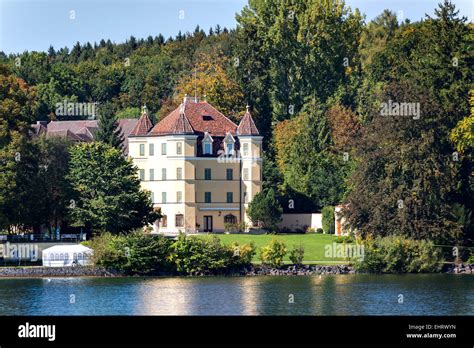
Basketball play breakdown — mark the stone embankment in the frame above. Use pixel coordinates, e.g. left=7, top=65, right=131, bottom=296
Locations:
left=0, top=266, right=120, bottom=277
left=2, top=263, right=471, bottom=277
left=445, top=263, right=473, bottom=274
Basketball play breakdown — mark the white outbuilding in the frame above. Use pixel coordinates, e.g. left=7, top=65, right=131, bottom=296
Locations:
left=42, top=244, right=93, bottom=267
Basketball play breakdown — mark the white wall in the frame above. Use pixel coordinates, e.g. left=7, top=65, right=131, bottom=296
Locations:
left=278, top=213, right=322, bottom=232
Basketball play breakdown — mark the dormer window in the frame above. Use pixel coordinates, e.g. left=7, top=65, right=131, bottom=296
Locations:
left=202, top=132, right=213, bottom=155
left=223, top=131, right=235, bottom=156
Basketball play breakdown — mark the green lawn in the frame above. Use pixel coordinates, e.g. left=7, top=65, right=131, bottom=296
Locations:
left=197, top=233, right=350, bottom=264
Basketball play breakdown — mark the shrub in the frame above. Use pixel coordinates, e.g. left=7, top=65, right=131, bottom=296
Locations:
left=88, top=232, right=258, bottom=275
left=247, top=188, right=283, bottom=231
left=229, top=242, right=257, bottom=267
left=170, top=234, right=227, bottom=274
left=289, top=244, right=305, bottom=265
left=316, top=228, right=323, bottom=234
left=335, top=235, right=353, bottom=243
left=260, top=239, right=287, bottom=267
left=88, top=230, right=173, bottom=274
left=306, top=227, right=316, bottom=234
left=170, top=234, right=255, bottom=274
left=224, top=222, right=247, bottom=233
left=322, top=206, right=335, bottom=234
left=354, top=235, right=444, bottom=273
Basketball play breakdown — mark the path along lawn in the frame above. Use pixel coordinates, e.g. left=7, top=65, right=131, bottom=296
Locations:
left=197, top=233, right=350, bottom=264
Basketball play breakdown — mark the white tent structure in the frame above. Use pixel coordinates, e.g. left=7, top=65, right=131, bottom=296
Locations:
left=42, top=244, right=93, bottom=267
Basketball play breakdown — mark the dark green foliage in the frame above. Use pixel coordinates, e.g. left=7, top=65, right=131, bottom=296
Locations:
left=247, top=188, right=283, bottom=231
left=353, top=236, right=444, bottom=273
left=170, top=235, right=231, bottom=274
left=88, top=230, right=174, bottom=274
left=67, top=142, right=159, bottom=234
left=89, top=232, right=256, bottom=275
left=96, top=102, right=124, bottom=150
left=169, top=234, right=256, bottom=274
left=322, top=206, right=335, bottom=234
left=289, top=244, right=305, bottom=265
left=34, top=136, right=74, bottom=232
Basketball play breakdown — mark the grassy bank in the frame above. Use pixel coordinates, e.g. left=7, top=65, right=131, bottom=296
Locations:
left=197, top=233, right=348, bottom=264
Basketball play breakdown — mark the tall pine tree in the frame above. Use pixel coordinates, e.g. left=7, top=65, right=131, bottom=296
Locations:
left=96, top=102, right=124, bottom=150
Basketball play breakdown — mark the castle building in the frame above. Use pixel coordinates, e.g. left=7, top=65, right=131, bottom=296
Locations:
left=128, top=96, right=262, bottom=234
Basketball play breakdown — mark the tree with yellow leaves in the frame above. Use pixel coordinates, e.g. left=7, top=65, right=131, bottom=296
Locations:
left=174, top=51, right=245, bottom=122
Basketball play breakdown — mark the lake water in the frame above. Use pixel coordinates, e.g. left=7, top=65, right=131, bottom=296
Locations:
left=0, top=274, right=472, bottom=315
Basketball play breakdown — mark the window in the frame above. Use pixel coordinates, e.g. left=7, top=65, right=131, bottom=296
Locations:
left=243, top=143, right=249, bottom=156
left=226, top=168, right=233, bottom=181
left=175, top=214, right=184, bottom=227
left=149, top=143, right=154, bottom=156
left=161, top=215, right=167, bottom=227
left=204, top=142, right=212, bottom=155
left=243, top=168, right=249, bottom=181
left=204, top=168, right=212, bottom=180
left=139, top=144, right=145, bottom=156
left=139, top=169, right=145, bottom=181
left=162, top=192, right=167, bottom=204
left=149, top=168, right=154, bottom=181
left=227, top=192, right=233, bottom=203
left=150, top=191, right=154, bottom=203
left=161, top=143, right=167, bottom=155
left=60, top=253, right=64, bottom=260
left=162, top=168, right=167, bottom=180
left=226, top=143, right=234, bottom=155
left=177, top=167, right=183, bottom=180
left=176, top=191, right=182, bottom=203
left=202, top=132, right=213, bottom=155
left=224, top=214, right=237, bottom=224
left=176, top=142, right=182, bottom=155
left=205, top=192, right=212, bottom=203
left=73, top=253, right=77, bottom=260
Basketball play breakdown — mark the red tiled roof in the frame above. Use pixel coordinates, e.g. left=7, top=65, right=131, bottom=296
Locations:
left=172, top=112, right=194, bottom=134
left=130, top=111, right=153, bottom=136
left=237, top=109, right=259, bottom=136
left=149, top=101, right=238, bottom=136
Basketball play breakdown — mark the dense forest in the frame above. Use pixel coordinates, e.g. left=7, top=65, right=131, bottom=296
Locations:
left=0, top=0, right=472, bottom=245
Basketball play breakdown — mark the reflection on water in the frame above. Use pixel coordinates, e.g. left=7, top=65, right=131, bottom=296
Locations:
left=0, top=274, right=472, bottom=315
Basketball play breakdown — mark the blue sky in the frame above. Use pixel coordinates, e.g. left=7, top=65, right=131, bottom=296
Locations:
left=0, top=0, right=472, bottom=54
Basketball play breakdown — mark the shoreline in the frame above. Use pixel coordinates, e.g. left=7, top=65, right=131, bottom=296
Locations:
left=0, top=263, right=472, bottom=278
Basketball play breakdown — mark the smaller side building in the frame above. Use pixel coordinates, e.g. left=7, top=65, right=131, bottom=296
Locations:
left=278, top=213, right=322, bottom=232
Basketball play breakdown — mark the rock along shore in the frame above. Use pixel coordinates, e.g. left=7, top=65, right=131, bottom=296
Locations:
left=0, top=266, right=120, bottom=277
left=0, top=264, right=355, bottom=277
left=0, top=263, right=472, bottom=277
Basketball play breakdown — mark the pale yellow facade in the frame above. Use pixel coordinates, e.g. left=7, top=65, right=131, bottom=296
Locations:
left=128, top=134, right=263, bottom=234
